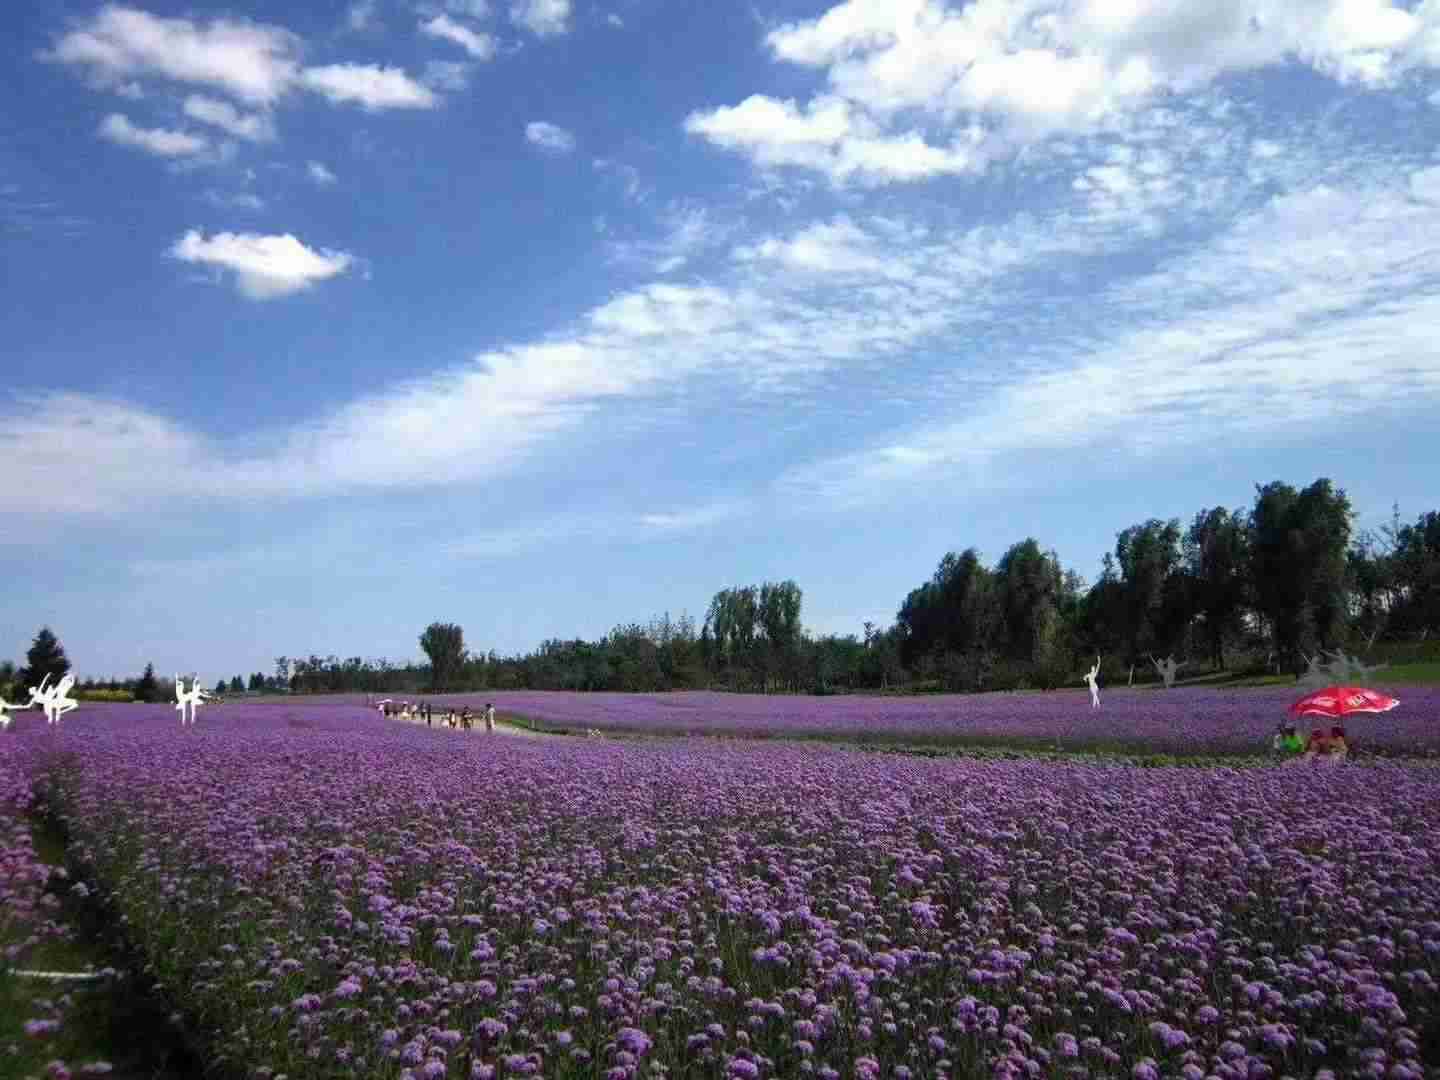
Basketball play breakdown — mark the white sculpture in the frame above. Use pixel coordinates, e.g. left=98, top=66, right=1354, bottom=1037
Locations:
left=485, top=703, right=496, bottom=732
left=1149, top=654, right=1184, bottom=689
left=174, top=674, right=211, bottom=726
left=24, top=673, right=78, bottom=728
left=0, top=696, right=22, bottom=730
left=1297, top=649, right=1389, bottom=690
left=1084, top=656, right=1101, bottom=709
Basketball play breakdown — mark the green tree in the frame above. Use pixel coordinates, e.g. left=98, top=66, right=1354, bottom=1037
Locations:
left=1390, top=509, right=1440, bottom=637
left=995, top=539, right=1065, bottom=670
left=229, top=675, right=244, bottom=693
left=17, top=626, right=70, bottom=690
left=1249, top=479, right=1352, bottom=671
left=214, top=678, right=227, bottom=694
left=134, top=663, right=159, bottom=703
left=1185, top=507, right=1249, bottom=669
left=248, top=672, right=265, bottom=691
left=420, top=622, right=466, bottom=691
left=759, top=580, right=803, bottom=691
left=1113, top=519, right=1186, bottom=663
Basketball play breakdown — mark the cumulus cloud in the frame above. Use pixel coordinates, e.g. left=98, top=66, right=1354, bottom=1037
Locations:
left=526, top=121, right=576, bottom=152
left=46, top=6, right=441, bottom=117
left=300, top=64, right=439, bottom=109
left=170, top=230, right=354, bottom=299
left=98, top=113, right=209, bottom=158
left=511, top=0, right=570, bottom=37
left=183, top=95, right=275, bottom=141
left=685, top=94, right=982, bottom=186
left=307, top=161, right=338, bottom=186
left=421, top=14, right=497, bottom=59
left=689, top=0, right=1440, bottom=186
left=43, top=4, right=300, bottom=104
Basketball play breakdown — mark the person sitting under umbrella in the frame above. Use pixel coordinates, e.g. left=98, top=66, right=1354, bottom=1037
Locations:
left=1271, top=721, right=1304, bottom=758
left=1302, top=727, right=1331, bottom=762
left=1326, top=724, right=1349, bottom=763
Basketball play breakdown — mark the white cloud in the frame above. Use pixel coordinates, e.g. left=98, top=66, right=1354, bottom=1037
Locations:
left=0, top=393, right=205, bottom=514
left=593, top=157, right=647, bottom=202
left=443, top=500, right=747, bottom=560
left=183, top=95, right=275, bottom=142
left=307, top=161, right=338, bottom=186
left=636, top=500, right=746, bottom=532
left=526, top=121, right=576, bottom=152
left=511, top=0, right=571, bottom=37
left=423, top=60, right=474, bottom=91
left=98, top=113, right=210, bottom=158
left=607, top=204, right=727, bottom=274
left=734, top=215, right=897, bottom=275
left=347, top=0, right=379, bottom=31
left=778, top=168, right=1440, bottom=507
left=690, top=0, right=1440, bottom=186
left=300, top=64, right=439, bottom=109
left=685, top=94, right=983, bottom=186
left=445, top=0, right=492, bottom=17
left=606, top=13, right=624, bottom=28
left=114, top=80, right=144, bottom=99
left=204, top=190, right=265, bottom=211
left=421, top=14, right=497, bottom=59
left=43, top=5, right=300, bottom=104
left=170, top=230, right=354, bottom=299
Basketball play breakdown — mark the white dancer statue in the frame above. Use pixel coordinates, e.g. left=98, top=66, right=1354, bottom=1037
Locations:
left=485, top=703, right=496, bottom=732
left=25, top=673, right=78, bottom=728
left=1149, top=654, right=1184, bottom=689
left=175, top=674, right=211, bottom=726
left=1084, top=656, right=1101, bottom=709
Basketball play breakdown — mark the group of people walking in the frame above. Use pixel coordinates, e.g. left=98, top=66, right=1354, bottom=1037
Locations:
left=378, top=699, right=496, bottom=732
left=1271, top=721, right=1349, bottom=763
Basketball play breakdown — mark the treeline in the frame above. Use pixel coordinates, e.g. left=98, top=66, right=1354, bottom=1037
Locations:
left=888, top=481, right=1438, bottom=692
left=253, top=479, right=1436, bottom=696
left=8, top=477, right=1437, bottom=699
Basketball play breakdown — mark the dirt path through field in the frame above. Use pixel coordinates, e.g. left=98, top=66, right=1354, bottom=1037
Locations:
left=383, top=711, right=550, bottom=737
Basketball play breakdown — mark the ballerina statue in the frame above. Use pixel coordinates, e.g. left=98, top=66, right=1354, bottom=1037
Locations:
left=1149, top=654, right=1184, bottom=689
left=1084, top=655, right=1101, bottom=709
left=25, top=673, right=78, bottom=728
left=0, top=693, right=24, bottom=731
left=175, top=674, right=211, bottom=727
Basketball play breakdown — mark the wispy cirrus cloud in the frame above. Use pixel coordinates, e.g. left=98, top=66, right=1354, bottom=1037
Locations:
left=779, top=165, right=1440, bottom=507
left=511, top=0, right=570, bottom=37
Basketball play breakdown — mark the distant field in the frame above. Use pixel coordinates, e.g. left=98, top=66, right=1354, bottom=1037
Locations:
left=268, top=685, right=1440, bottom=756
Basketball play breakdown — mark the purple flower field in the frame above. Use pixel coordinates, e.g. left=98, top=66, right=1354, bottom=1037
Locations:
left=300, top=687, right=1440, bottom=755
left=2, top=704, right=1437, bottom=1078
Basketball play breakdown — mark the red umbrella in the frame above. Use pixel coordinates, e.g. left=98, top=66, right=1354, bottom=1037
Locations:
left=1289, top=686, right=1400, bottom=720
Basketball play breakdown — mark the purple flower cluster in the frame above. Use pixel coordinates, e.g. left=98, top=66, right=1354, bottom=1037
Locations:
left=12, top=704, right=1438, bottom=1078
left=363, top=686, right=1439, bottom=754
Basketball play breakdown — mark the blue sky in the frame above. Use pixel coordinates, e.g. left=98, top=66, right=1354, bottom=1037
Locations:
left=3, top=0, right=1439, bottom=681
